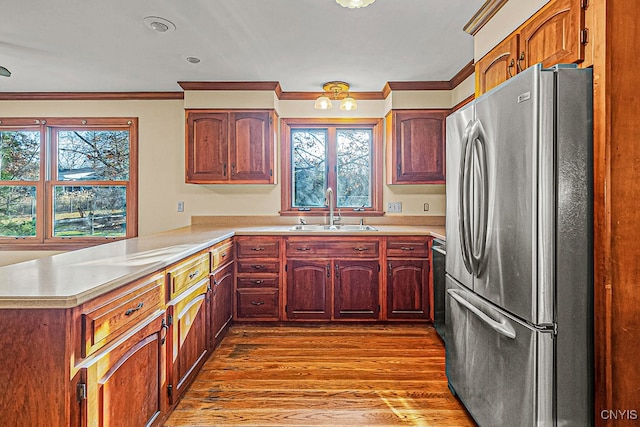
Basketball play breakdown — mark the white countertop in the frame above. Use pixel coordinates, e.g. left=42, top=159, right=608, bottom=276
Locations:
left=0, top=224, right=444, bottom=309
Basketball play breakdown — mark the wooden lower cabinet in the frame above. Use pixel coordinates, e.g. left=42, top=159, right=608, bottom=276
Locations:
left=286, top=259, right=332, bottom=320
left=80, top=310, right=168, bottom=427
left=386, top=259, right=430, bottom=319
left=234, top=236, right=281, bottom=321
left=285, top=238, right=381, bottom=321
left=211, top=261, right=234, bottom=347
left=167, top=279, right=210, bottom=404
left=334, top=260, right=380, bottom=320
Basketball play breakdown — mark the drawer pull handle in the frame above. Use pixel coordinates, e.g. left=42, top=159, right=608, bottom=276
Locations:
left=188, top=270, right=200, bottom=279
left=252, top=264, right=266, bottom=270
left=400, top=247, right=415, bottom=251
left=125, top=302, right=144, bottom=316
left=221, top=252, right=227, bottom=257
left=250, top=301, right=265, bottom=306
left=251, top=247, right=265, bottom=251
left=353, top=247, right=370, bottom=252
left=296, top=247, right=311, bottom=251
left=251, top=280, right=264, bottom=285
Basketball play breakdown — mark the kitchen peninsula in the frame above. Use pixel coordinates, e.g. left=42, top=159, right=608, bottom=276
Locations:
left=0, top=218, right=444, bottom=426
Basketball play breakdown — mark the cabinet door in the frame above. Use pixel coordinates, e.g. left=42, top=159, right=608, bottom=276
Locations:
left=211, top=262, right=234, bottom=347
left=334, top=260, right=380, bottom=320
left=186, top=112, right=229, bottom=183
left=81, top=311, right=167, bottom=427
left=286, top=259, right=331, bottom=320
left=475, top=34, right=519, bottom=96
left=167, top=280, right=210, bottom=403
left=387, top=110, right=448, bottom=184
left=519, top=0, right=584, bottom=69
left=386, top=259, right=430, bottom=320
left=229, top=111, right=274, bottom=183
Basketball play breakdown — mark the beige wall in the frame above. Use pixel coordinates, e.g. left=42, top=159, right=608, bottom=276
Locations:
left=0, top=82, right=473, bottom=264
left=474, top=0, right=550, bottom=59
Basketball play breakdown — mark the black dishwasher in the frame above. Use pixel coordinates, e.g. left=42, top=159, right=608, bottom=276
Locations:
left=431, top=238, right=446, bottom=342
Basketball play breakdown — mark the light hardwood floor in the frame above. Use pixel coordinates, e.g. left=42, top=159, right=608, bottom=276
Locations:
left=164, top=323, right=476, bottom=427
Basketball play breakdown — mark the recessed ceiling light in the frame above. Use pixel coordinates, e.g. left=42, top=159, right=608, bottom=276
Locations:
left=143, top=16, right=176, bottom=33
left=186, top=57, right=201, bottom=64
left=0, top=66, right=11, bottom=77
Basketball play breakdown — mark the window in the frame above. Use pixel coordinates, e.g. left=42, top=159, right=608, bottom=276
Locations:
left=280, top=118, right=383, bottom=216
left=0, top=118, right=138, bottom=249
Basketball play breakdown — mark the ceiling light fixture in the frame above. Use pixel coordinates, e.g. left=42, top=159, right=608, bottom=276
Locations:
left=186, top=56, right=201, bottom=64
left=314, top=81, right=358, bottom=111
left=336, top=0, right=376, bottom=9
left=143, top=16, right=176, bottom=33
left=0, top=66, right=11, bottom=77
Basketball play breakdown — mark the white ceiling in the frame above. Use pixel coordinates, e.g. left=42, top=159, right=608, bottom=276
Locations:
left=0, top=0, right=484, bottom=93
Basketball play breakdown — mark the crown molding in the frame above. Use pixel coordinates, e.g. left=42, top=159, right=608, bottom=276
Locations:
left=279, top=91, right=385, bottom=101
left=178, top=81, right=282, bottom=93
left=450, top=61, right=475, bottom=88
left=464, top=0, right=509, bottom=36
left=0, top=92, right=184, bottom=101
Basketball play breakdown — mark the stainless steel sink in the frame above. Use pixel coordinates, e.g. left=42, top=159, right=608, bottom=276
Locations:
left=288, top=224, right=377, bottom=232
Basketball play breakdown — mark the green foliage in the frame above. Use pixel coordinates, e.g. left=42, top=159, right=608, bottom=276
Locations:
left=0, top=218, right=36, bottom=237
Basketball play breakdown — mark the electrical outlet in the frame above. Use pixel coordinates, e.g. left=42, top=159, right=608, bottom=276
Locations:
left=177, top=201, right=184, bottom=212
left=387, top=202, right=402, bottom=213
left=424, top=203, right=430, bottom=211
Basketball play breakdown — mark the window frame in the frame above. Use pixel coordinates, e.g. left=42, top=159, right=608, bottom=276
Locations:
left=0, top=117, right=138, bottom=250
left=280, top=117, right=383, bottom=217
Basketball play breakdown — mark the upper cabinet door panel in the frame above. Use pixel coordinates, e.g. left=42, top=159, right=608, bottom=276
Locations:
left=186, top=112, right=228, bottom=182
left=391, top=110, right=448, bottom=184
left=475, top=34, right=519, bottom=96
left=520, top=0, right=584, bottom=69
left=229, top=111, right=273, bottom=182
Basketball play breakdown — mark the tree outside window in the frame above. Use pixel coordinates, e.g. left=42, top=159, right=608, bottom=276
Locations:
left=281, top=118, right=383, bottom=216
left=0, top=118, right=138, bottom=248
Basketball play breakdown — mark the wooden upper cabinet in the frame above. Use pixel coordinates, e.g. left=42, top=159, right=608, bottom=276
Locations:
left=186, top=112, right=228, bottom=182
left=186, top=109, right=276, bottom=184
left=475, top=0, right=587, bottom=96
left=475, top=34, right=519, bottom=97
left=229, top=112, right=273, bottom=182
left=386, top=110, right=448, bottom=185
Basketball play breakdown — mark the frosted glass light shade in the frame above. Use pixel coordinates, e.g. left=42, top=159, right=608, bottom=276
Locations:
left=336, top=0, right=376, bottom=8
left=314, top=96, right=333, bottom=110
left=340, top=95, right=357, bottom=111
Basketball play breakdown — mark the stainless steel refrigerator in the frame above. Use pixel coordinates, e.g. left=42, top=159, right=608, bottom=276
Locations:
left=445, top=64, right=593, bottom=426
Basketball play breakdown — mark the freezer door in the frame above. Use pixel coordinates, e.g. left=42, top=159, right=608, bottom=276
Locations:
left=445, top=102, right=475, bottom=291
left=445, top=277, right=554, bottom=427
left=471, top=65, right=555, bottom=325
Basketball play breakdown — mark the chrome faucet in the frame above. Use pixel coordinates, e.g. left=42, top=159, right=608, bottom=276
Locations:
left=325, top=187, right=335, bottom=226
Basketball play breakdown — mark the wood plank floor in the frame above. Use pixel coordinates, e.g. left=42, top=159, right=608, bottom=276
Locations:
left=164, top=323, right=476, bottom=427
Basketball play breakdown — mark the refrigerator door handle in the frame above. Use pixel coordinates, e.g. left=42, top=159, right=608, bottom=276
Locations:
left=447, top=289, right=516, bottom=339
left=458, top=120, right=475, bottom=275
left=470, top=121, right=489, bottom=276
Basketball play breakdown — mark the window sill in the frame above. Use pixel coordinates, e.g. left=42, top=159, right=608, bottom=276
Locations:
left=279, top=210, right=385, bottom=217
left=0, top=239, right=125, bottom=251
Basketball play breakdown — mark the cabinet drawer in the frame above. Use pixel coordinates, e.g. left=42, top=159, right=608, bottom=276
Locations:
left=81, top=274, right=165, bottom=358
left=167, top=252, right=210, bottom=299
left=236, top=288, right=279, bottom=319
left=386, top=237, right=431, bottom=258
left=286, top=238, right=379, bottom=258
left=211, top=239, right=234, bottom=271
left=236, top=237, right=279, bottom=258
left=237, top=276, right=279, bottom=289
left=237, top=260, right=280, bottom=274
